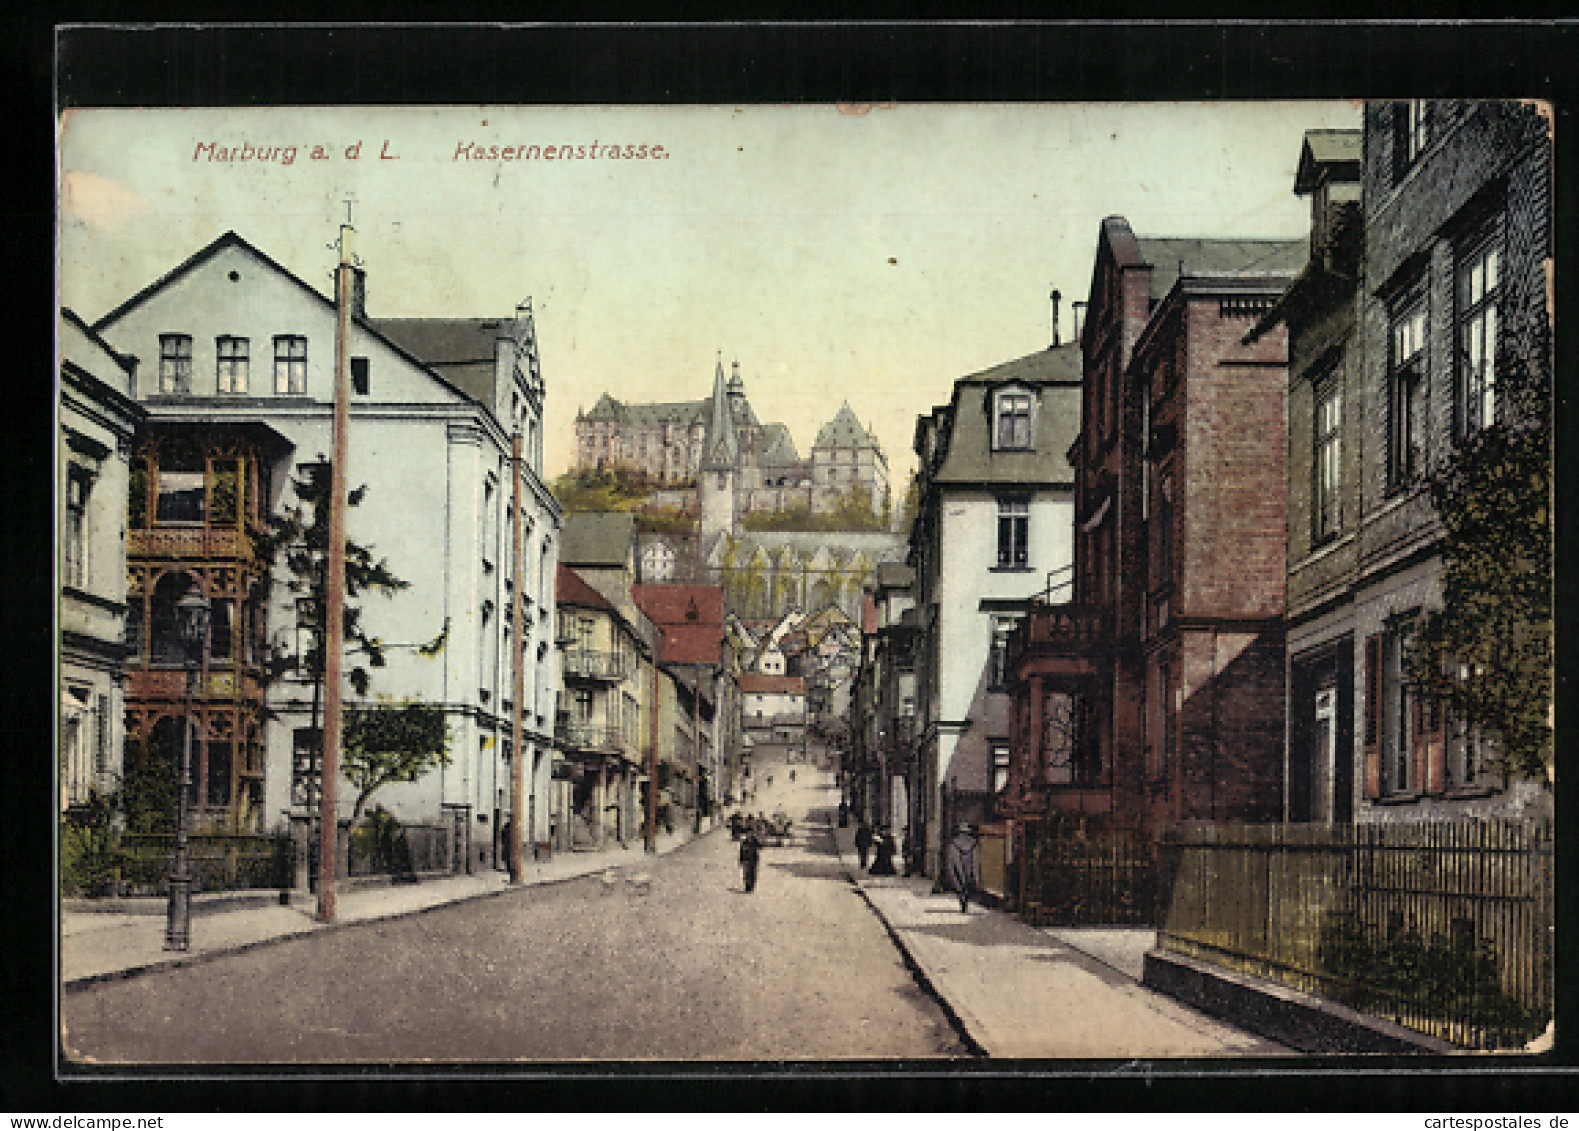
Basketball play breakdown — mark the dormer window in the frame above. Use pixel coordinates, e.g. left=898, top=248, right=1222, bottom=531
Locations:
left=995, top=390, right=1033, bottom=450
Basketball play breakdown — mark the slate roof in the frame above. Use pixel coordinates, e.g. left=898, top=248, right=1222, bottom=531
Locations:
left=1295, top=129, right=1363, bottom=194
left=759, top=422, right=801, bottom=465
left=370, top=318, right=504, bottom=406
left=561, top=511, right=637, bottom=567
left=1134, top=237, right=1309, bottom=303
left=927, top=344, right=1083, bottom=487
left=632, top=584, right=725, bottom=665
left=813, top=402, right=881, bottom=452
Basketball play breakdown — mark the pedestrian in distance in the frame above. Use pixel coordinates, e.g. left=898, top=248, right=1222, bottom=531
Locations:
left=739, top=824, right=763, bottom=893
left=943, top=822, right=981, bottom=913
left=869, top=827, right=898, bottom=875
left=854, top=820, right=874, bottom=870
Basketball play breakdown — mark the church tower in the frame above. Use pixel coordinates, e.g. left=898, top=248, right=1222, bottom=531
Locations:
left=699, top=354, right=739, bottom=551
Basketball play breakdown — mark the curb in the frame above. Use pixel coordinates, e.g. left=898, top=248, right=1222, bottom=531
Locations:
left=1141, top=947, right=1458, bottom=1054
left=62, top=834, right=710, bottom=994
left=827, top=827, right=988, bottom=1059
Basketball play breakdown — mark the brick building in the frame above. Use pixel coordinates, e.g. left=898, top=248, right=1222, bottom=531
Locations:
left=1002, top=218, right=1302, bottom=835
left=1258, top=102, right=1552, bottom=824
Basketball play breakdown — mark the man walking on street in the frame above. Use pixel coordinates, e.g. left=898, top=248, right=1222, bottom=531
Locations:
left=854, top=820, right=874, bottom=870
left=943, top=822, right=980, bottom=913
left=739, top=824, right=762, bottom=893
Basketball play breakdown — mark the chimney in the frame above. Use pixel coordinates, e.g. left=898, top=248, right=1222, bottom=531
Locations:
left=1049, top=287, right=1062, bottom=348
left=1072, top=301, right=1087, bottom=345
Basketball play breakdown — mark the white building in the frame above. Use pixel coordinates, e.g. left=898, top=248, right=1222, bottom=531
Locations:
left=908, top=343, right=1082, bottom=875
left=91, top=231, right=560, bottom=871
left=58, top=310, right=144, bottom=811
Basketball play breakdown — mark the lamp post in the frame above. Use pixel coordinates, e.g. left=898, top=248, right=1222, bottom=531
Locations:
left=165, top=583, right=211, bottom=952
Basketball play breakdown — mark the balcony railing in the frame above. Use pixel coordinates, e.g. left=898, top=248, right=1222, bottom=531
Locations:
left=1015, top=602, right=1113, bottom=654
left=556, top=721, right=629, bottom=757
left=128, top=665, right=264, bottom=702
left=129, top=525, right=255, bottom=562
left=561, top=648, right=628, bottom=682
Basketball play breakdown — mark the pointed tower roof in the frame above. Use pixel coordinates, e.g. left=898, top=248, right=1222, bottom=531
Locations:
left=702, top=354, right=739, bottom=469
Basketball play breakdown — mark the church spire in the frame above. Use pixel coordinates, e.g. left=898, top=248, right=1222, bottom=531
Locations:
left=702, top=351, right=738, bottom=470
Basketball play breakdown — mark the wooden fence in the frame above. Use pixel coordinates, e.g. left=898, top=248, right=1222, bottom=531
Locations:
left=1156, top=819, right=1553, bottom=1050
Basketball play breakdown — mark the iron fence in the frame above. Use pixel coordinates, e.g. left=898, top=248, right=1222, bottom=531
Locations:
left=1156, top=819, right=1553, bottom=1050
left=1015, top=814, right=1158, bottom=927
left=115, top=833, right=294, bottom=893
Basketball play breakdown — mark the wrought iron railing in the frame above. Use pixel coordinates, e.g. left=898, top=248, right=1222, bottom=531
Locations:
left=561, top=649, right=628, bottom=681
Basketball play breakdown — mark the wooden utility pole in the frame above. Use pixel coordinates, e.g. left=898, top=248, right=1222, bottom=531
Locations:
left=318, top=217, right=354, bottom=922
left=509, top=432, right=526, bottom=883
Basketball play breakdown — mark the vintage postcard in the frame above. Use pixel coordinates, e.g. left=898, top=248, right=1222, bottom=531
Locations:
left=57, top=90, right=1553, bottom=1073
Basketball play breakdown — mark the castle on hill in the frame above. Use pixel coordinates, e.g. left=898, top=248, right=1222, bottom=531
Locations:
left=574, top=357, right=890, bottom=540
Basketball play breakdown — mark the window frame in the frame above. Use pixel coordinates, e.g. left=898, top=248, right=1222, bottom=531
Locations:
left=64, top=467, right=91, bottom=589
left=995, top=497, right=1031, bottom=570
left=1312, top=370, right=1344, bottom=542
left=1387, top=293, right=1429, bottom=491
left=159, top=334, right=193, bottom=394
left=994, top=389, right=1034, bottom=451
left=273, top=335, right=308, bottom=395
left=1455, top=221, right=1502, bottom=439
left=215, top=335, right=250, bottom=394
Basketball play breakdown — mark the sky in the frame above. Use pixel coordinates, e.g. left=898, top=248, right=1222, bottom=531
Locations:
left=58, top=102, right=1361, bottom=484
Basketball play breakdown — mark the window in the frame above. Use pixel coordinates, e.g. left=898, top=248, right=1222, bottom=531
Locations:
left=1313, top=376, right=1343, bottom=540
left=1381, top=629, right=1414, bottom=795
left=295, top=598, right=319, bottom=672
left=291, top=728, right=321, bottom=808
left=273, top=336, right=307, bottom=394
left=1393, top=100, right=1433, bottom=181
left=1388, top=298, right=1428, bottom=488
left=1456, top=229, right=1501, bottom=437
left=155, top=454, right=206, bottom=524
left=351, top=357, right=370, bottom=396
left=996, top=498, right=1029, bottom=569
left=988, top=617, right=1016, bottom=689
left=1447, top=704, right=1496, bottom=791
left=992, top=744, right=1011, bottom=794
left=996, top=391, right=1033, bottom=450
left=1150, top=472, right=1174, bottom=589
left=159, top=334, right=192, bottom=394
left=216, top=336, right=249, bottom=393
left=64, top=468, right=90, bottom=589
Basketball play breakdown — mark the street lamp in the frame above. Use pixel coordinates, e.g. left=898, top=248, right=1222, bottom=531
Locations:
left=164, top=583, right=211, bottom=952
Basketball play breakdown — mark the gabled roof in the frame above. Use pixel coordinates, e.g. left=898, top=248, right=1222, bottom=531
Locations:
left=371, top=318, right=503, bottom=406
left=556, top=563, right=616, bottom=612
left=89, top=230, right=478, bottom=408
left=813, top=402, right=881, bottom=452
left=632, top=583, right=724, bottom=665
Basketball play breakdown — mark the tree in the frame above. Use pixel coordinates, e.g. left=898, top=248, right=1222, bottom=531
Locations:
left=897, top=470, right=922, bottom=532
left=254, top=460, right=447, bottom=795
left=343, top=699, right=452, bottom=821
left=1407, top=352, right=1552, bottom=781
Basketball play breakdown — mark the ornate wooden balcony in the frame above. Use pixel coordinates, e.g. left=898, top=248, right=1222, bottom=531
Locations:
left=129, top=524, right=256, bottom=563
left=128, top=665, right=264, bottom=703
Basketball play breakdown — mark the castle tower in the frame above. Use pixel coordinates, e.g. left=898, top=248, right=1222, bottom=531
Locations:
left=699, top=354, right=739, bottom=549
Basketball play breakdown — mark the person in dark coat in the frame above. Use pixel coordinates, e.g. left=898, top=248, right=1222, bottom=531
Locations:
left=942, top=822, right=981, bottom=912
left=854, top=820, right=874, bottom=870
left=869, top=827, right=897, bottom=875
left=739, top=825, right=762, bottom=892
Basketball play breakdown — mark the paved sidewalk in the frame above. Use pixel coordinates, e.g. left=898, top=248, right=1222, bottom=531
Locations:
left=830, top=822, right=1290, bottom=1059
left=61, top=827, right=710, bottom=989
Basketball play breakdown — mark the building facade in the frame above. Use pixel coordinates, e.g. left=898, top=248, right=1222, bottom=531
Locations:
left=92, top=232, right=560, bottom=868
left=59, top=310, right=145, bottom=811
left=1347, top=101, right=1550, bottom=821
left=908, top=343, right=1082, bottom=875
left=1004, top=219, right=1302, bottom=837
